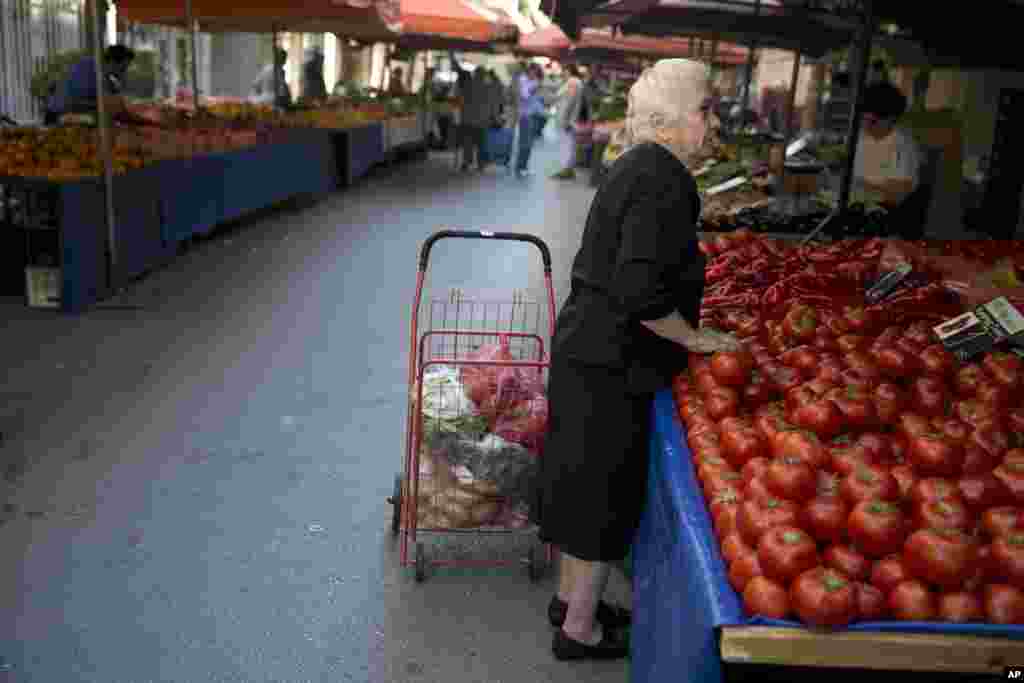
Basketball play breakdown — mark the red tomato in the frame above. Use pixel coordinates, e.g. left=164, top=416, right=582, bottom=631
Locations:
left=741, top=457, right=770, bottom=487
left=855, top=582, right=888, bottom=621
left=842, top=368, right=880, bottom=391
left=844, top=307, right=878, bottom=335
left=937, top=592, right=984, bottom=623
left=909, top=377, right=951, bottom=418
left=728, top=551, right=763, bottom=592
left=889, top=580, right=937, bottom=621
left=823, top=311, right=852, bottom=337
left=990, top=534, right=1024, bottom=589
left=908, top=432, right=964, bottom=477
left=977, top=380, right=1012, bottom=410
left=904, top=321, right=936, bottom=346
left=911, top=499, right=972, bottom=532
left=720, top=417, right=767, bottom=469
left=909, top=478, right=961, bottom=506
left=903, top=528, right=977, bottom=590
left=837, top=335, right=868, bottom=354
left=742, top=576, right=791, bottom=619
left=824, top=544, right=870, bottom=580
left=982, top=507, right=1024, bottom=539
left=931, top=416, right=971, bottom=445
left=695, top=370, right=724, bottom=398
left=994, top=451, right=1024, bottom=504
left=841, top=465, right=900, bottom=504
left=758, top=526, right=820, bottom=583
left=962, top=444, right=1004, bottom=478
left=983, top=584, right=1024, bottom=624
left=959, top=474, right=1014, bottom=511
left=746, top=477, right=774, bottom=503
left=1008, top=409, right=1024, bottom=436
left=898, top=413, right=933, bottom=439
left=702, top=470, right=745, bottom=499
left=894, top=336, right=926, bottom=358
left=780, top=346, right=820, bottom=378
left=813, top=333, right=840, bottom=354
left=783, top=304, right=819, bottom=342
left=721, top=532, right=751, bottom=565
left=827, top=386, right=879, bottom=430
left=831, top=444, right=873, bottom=478
left=737, top=497, right=803, bottom=547
left=955, top=365, right=989, bottom=397
left=694, top=455, right=734, bottom=483
left=754, top=402, right=789, bottom=443
left=762, top=363, right=803, bottom=393
left=743, top=371, right=777, bottom=407
left=848, top=500, right=907, bottom=558
left=983, top=351, right=1023, bottom=390
left=891, top=465, right=918, bottom=499
left=689, top=430, right=722, bottom=454
left=805, top=497, right=848, bottom=544
left=920, top=344, right=959, bottom=378
left=765, top=456, right=817, bottom=502
left=710, top=350, right=755, bottom=387
left=856, top=432, right=894, bottom=464
left=871, top=555, right=910, bottom=594
left=706, top=387, right=740, bottom=421
left=772, top=430, right=828, bottom=469
left=873, top=382, right=907, bottom=424
left=789, top=397, right=844, bottom=440
left=844, top=351, right=882, bottom=383
left=710, top=489, right=743, bottom=539
left=955, top=399, right=1001, bottom=429
left=873, top=347, right=919, bottom=380
left=817, top=470, right=841, bottom=498
left=790, top=568, right=858, bottom=627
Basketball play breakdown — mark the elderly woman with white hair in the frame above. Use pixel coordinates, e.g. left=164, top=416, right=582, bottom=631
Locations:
left=533, top=59, right=740, bottom=661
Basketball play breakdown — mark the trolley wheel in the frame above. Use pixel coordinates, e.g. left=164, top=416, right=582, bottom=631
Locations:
left=388, top=474, right=402, bottom=536
left=528, top=545, right=545, bottom=583
left=415, top=542, right=427, bottom=583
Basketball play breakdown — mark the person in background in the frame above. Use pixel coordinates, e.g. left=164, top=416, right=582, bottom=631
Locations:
left=533, top=58, right=739, bottom=662
left=453, top=58, right=489, bottom=172
left=551, top=64, right=585, bottom=180
left=301, top=48, right=327, bottom=102
left=45, top=45, right=147, bottom=125
left=869, top=59, right=890, bottom=85
left=514, top=63, right=545, bottom=178
left=250, top=47, right=291, bottom=108
left=853, top=81, right=923, bottom=237
left=388, top=67, right=407, bottom=96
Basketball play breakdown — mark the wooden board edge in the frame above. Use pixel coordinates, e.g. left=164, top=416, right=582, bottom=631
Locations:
left=719, top=626, right=1023, bottom=675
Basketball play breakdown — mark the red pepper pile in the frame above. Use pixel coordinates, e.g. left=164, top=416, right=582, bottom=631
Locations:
left=698, top=230, right=964, bottom=333
left=673, top=234, right=1024, bottom=627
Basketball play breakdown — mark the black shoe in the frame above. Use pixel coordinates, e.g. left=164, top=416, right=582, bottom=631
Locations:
left=552, top=627, right=629, bottom=661
left=547, top=596, right=632, bottom=630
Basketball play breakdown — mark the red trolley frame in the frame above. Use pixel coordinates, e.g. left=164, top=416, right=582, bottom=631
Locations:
left=391, top=230, right=557, bottom=582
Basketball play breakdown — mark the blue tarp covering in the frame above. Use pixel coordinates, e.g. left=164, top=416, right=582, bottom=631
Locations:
left=632, top=390, right=1024, bottom=683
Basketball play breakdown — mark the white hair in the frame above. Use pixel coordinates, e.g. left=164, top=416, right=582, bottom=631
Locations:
left=623, top=59, right=710, bottom=153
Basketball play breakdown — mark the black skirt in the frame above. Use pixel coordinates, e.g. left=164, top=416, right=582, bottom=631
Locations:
left=533, top=356, right=653, bottom=562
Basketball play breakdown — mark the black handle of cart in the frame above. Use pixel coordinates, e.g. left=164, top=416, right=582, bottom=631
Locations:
left=419, top=230, right=553, bottom=274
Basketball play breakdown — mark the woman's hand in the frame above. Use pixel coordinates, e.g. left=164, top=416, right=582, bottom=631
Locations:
left=683, top=327, right=742, bottom=354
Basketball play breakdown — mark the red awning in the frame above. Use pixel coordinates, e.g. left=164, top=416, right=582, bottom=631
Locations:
left=400, top=0, right=517, bottom=45
left=116, top=0, right=402, bottom=39
left=519, top=25, right=748, bottom=65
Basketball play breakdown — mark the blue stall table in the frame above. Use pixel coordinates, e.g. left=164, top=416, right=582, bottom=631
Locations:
left=633, top=391, right=1024, bottom=683
left=340, top=123, right=385, bottom=186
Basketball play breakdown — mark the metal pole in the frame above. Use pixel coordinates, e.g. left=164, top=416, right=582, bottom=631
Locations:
left=777, top=49, right=801, bottom=195
left=800, top=0, right=875, bottom=246
left=187, top=0, right=199, bottom=111
left=89, top=0, right=118, bottom=291
left=740, top=0, right=761, bottom=120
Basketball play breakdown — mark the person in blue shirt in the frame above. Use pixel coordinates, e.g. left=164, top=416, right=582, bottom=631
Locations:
left=45, top=45, right=137, bottom=125
left=514, top=63, right=544, bottom=178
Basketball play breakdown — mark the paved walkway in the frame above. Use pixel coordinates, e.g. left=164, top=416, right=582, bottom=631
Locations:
left=0, top=139, right=631, bottom=682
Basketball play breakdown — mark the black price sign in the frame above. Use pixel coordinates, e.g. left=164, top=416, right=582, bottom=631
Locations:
left=934, top=297, right=1024, bottom=362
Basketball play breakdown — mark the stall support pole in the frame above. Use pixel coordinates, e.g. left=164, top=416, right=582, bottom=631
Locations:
left=186, top=0, right=198, bottom=111
left=801, top=0, right=876, bottom=246
left=89, top=0, right=118, bottom=291
left=740, top=0, right=761, bottom=120
left=777, top=50, right=802, bottom=192
left=272, top=28, right=281, bottom=109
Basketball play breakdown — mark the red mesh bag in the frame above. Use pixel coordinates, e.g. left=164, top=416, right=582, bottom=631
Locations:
left=494, top=395, right=549, bottom=456
left=459, top=338, right=514, bottom=410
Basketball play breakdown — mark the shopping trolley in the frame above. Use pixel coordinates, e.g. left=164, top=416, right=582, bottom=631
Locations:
left=389, top=230, right=557, bottom=582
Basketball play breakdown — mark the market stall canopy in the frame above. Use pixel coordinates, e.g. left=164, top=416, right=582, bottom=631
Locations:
left=114, top=0, right=402, bottom=39
left=396, top=0, right=518, bottom=51
left=519, top=24, right=749, bottom=64
left=542, top=0, right=857, bottom=56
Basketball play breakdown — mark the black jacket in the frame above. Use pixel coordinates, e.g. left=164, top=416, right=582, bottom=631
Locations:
left=551, top=142, right=706, bottom=394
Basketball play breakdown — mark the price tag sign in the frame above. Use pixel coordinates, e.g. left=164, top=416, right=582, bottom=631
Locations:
left=865, top=263, right=912, bottom=304
left=934, top=297, right=1024, bottom=361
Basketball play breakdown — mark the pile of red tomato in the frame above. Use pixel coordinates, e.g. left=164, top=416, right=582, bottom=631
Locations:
left=674, top=236, right=1024, bottom=628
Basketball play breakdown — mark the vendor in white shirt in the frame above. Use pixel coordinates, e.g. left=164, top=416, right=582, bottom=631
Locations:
left=853, top=82, right=921, bottom=210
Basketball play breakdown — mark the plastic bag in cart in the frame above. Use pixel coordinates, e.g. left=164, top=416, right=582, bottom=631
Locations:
left=419, top=365, right=489, bottom=445
left=429, top=432, right=538, bottom=509
left=494, top=395, right=549, bottom=455
left=478, top=363, right=546, bottom=424
left=460, top=339, right=514, bottom=411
